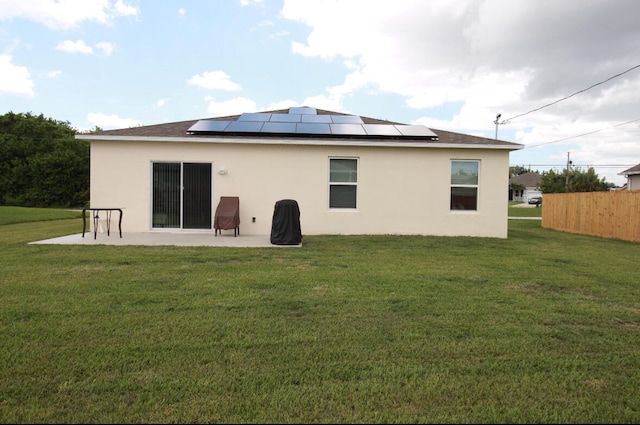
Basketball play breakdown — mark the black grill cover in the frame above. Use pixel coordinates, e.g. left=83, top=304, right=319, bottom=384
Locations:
left=270, top=199, right=302, bottom=245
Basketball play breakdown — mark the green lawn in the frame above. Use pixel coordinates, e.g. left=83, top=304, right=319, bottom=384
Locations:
left=1, top=207, right=639, bottom=423
left=508, top=201, right=543, bottom=217
left=0, top=206, right=82, bottom=225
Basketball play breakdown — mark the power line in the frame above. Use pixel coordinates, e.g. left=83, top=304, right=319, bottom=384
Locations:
left=501, top=63, right=640, bottom=123
left=524, top=118, right=640, bottom=148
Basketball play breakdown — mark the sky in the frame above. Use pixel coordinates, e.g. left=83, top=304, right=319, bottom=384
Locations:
left=1, top=0, right=639, bottom=186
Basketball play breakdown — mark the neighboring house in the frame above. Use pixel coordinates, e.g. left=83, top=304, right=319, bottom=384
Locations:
left=619, top=163, right=640, bottom=191
left=509, top=172, right=542, bottom=203
left=76, top=106, right=523, bottom=238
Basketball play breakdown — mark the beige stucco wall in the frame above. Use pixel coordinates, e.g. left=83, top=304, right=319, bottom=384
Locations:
left=89, top=138, right=512, bottom=238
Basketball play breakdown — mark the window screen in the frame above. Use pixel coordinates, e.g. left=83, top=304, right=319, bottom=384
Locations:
left=329, top=158, right=358, bottom=209
left=450, top=160, right=479, bottom=211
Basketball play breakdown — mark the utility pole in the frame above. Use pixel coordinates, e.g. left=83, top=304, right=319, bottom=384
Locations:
left=565, top=152, right=572, bottom=191
left=494, top=113, right=501, bottom=139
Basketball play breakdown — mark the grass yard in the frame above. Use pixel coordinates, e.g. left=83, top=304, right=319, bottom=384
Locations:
left=1, top=207, right=639, bottom=423
left=508, top=201, right=543, bottom=217
left=0, top=206, right=82, bottom=225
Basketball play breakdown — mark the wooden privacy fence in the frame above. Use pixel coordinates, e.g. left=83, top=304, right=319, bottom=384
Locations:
left=541, top=191, right=640, bottom=242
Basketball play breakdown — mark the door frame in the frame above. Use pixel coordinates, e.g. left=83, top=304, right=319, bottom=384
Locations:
left=150, top=161, right=213, bottom=230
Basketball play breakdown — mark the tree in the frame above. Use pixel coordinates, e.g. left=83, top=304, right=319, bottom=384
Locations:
left=509, top=165, right=533, bottom=177
left=570, top=167, right=615, bottom=192
left=0, top=112, right=89, bottom=207
left=538, top=169, right=567, bottom=193
left=509, top=182, right=525, bottom=193
left=539, top=167, right=614, bottom=194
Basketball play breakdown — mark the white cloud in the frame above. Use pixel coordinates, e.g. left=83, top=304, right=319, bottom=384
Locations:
left=300, top=94, right=343, bottom=112
left=0, top=54, right=34, bottom=97
left=56, top=40, right=93, bottom=54
left=205, top=97, right=257, bottom=116
left=154, top=98, right=168, bottom=108
left=47, top=70, right=62, bottom=78
left=188, top=71, right=242, bottom=91
left=112, top=0, right=137, bottom=17
left=87, top=112, right=141, bottom=129
left=95, top=42, right=115, bottom=55
left=0, top=0, right=139, bottom=29
left=56, top=40, right=115, bottom=55
left=280, top=0, right=640, bottom=185
left=280, top=0, right=640, bottom=125
left=265, top=99, right=301, bottom=110
left=178, top=8, right=186, bottom=16
left=240, top=0, right=264, bottom=6
left=268, top=30, right=289, bottom=40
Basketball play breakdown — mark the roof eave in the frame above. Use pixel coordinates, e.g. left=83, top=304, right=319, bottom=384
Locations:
left=75, top=134, right=524, bottom=150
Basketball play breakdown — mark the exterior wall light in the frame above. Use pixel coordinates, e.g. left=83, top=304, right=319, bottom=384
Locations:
left=218, top=167, right=228, bottom=175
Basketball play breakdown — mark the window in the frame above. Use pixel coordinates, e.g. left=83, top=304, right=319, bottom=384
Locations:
left=329, top=158, right=358, bottom=209
left=450, top=160, right=479, bottom=211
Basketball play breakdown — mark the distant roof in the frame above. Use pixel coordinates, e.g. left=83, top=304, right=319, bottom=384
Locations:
left=509, top=172, right=542, bottom=187
left=619, top=163, right=640, bottom=176
left=77, top=106, right=523, bottom=150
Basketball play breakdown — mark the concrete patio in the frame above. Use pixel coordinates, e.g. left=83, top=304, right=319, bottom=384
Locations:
left=29, top=231, right=302, bottom=248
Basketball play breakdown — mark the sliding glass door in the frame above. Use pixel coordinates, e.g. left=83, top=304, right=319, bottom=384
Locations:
left=152, top=162, right=212, bottom=229
left=183, top=163, right=212, bottom=229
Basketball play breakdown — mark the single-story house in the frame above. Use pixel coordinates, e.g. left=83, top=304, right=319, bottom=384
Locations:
left=619, top=163, right=640, bottom=191
left=76, top=106, right=523, bottom=238
left=508, top=172, right=542, bottom=203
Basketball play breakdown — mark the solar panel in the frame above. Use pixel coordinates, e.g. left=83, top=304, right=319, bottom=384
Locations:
left=261, top=122, right=297, bottom=133
left=186, top=109, right=438, bottom=140
left=225, top=121, right=264, bottom=132
left=289, top=107, right=316, bottom=115
left=187, top=120, right=231, bottom=132
left=270, top=113, right=301, bottom=123
left=301, top=114, right=332, bottom=123
left=330, top=123, right=367, bottom=135
left=331, top=115, right=364, bottom=124
left=362, top=124, right=402, bottom=136
left=395, top=125, right=438, bottom=137
left=237, top=113, right=272, bottom=121
left=296, top=123, right=331, bottom=134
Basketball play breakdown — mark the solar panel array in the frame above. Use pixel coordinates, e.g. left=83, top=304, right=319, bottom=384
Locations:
left=187, top=107, right=438, bottom=139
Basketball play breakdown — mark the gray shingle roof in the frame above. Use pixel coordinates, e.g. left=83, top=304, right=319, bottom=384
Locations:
left=619, top=163, right=640, bottom=175
left=78, top=107, right=523, bottom=149
left=509, top=172, right=542, bottom=187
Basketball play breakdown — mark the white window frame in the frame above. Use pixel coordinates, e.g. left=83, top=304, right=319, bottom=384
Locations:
left=328, top=157, right=358, bottom=210
left=450, top=160, right=479, bottom=212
